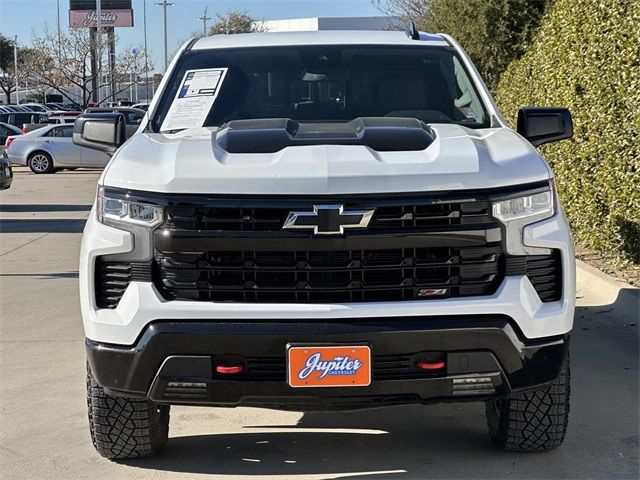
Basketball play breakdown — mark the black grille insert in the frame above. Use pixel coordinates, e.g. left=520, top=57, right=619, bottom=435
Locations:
left=164, top=200, right=492, bottom=232
left=155, top=245, right=503, bottom=303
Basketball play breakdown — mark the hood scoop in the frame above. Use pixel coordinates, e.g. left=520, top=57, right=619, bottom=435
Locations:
left=215, top=117, right=435, bottom=154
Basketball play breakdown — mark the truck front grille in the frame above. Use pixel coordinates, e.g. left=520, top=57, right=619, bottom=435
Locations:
left=164, top=200, right=492, bottom=231
left=95, top=185, right=564, bottom=307
left=154, top=245, right=503, bottom=303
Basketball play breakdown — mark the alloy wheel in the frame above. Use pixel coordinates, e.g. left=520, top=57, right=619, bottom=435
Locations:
left=30, top=154, right=50, bottom=173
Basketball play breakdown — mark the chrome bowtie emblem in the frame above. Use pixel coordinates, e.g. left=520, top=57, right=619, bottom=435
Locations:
left=283, top=204, right=375, bottom=235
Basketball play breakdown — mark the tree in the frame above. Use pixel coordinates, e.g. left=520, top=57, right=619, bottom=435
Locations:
left=373, top=0, right=430, bottom=25
left=0, top=34, right=29, bottom=104
left=496, top=0, right=640, bottom=263
left=207, top=10, right=265, bottom=35
left=376, top=0, right=550, bottom=91
left=24, top=26, right=147, bottom=108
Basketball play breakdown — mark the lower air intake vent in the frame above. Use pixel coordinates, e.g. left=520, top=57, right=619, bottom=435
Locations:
left=94, top=259, right=152, bottom=309
left=94, top=260, right=132, bottom=309
left=525, top=251, right=563, bottom=302
left=506, top=251, right=562, bottom=303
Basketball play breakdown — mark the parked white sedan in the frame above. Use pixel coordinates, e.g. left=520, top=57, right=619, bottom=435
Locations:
left=5, top=124, right=110, bottom=173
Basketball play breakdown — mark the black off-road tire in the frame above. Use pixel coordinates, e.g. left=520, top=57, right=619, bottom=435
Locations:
left=486, top=353, right=570, bottom=452
left=86, top=365, right=170, bottom=459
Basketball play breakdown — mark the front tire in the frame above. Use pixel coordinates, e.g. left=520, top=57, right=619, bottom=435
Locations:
left=486, top=353, right=570, bottom=452
left=86, top=364, right=170, bottom=459
left=28, top=152, right=55, bottom=174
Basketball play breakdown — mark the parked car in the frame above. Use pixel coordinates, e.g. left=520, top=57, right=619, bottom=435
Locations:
left=0, top=151, right=12, bottom=190
left=62, top=102, right=82, bottom=111
left=0, top=112, right=47, bottom=131
left=132, top=103, right=149, bottom=111
left=6, top=123, right=110, bottom=173
left=23, top=111, right=81, bottom=133
left=45, top=102, right=71, bottom=111
left=0, top=122, right=23, bottom=151
left=1, top=105, right=27, bottom=113
left=84, top=107, right=145, bottom=138
left=75, top=26, right=575, bottom=459
left=13, top=105, right=33, bottom=112
left=20, top=103, right=54, bottom=113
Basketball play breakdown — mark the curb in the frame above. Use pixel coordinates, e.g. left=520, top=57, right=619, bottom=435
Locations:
left=576, top=260, right=639, bottom=322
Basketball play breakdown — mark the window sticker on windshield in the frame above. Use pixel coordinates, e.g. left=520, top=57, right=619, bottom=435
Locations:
left=160, top=68, right=228, bottom=132
left=458, top=106, right=477, bottom=120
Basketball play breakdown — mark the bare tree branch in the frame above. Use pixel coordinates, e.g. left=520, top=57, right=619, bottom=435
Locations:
left=23, top=26, right=150, bottom=107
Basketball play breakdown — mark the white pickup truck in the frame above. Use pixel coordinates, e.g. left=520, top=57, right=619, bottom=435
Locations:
left=74, top=25, right=575, bottom=459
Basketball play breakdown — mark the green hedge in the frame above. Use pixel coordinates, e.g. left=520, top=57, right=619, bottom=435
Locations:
left=496, top=0, right=640, bottom=263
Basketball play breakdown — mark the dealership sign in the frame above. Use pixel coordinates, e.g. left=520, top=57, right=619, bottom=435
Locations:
left=69, top=9, right=134, bottom=28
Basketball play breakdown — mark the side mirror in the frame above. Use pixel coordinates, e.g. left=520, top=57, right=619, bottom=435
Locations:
left=73, top=113, right=127, bottom=154
left=517, top=107, right=573, bottom=147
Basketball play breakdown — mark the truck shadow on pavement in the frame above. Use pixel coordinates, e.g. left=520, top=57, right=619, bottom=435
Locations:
left=118, top=292, right=639, bottom=479
left=0, top=203, right=92, bottom=213
left=0, top=217, right=87, bottom=233
left=121, top=403, right=493, bottom=479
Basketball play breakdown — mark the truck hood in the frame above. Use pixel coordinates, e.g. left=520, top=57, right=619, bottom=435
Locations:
left=101, top=124, right=551, bottom=194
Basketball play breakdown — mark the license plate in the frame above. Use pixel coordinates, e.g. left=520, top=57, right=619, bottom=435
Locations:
left=287, top=345, right=371, bottom=388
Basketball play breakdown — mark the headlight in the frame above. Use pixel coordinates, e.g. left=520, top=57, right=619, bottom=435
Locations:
left=492, top=190, right=554, bottom=223
left=95, top=186, right=163, bottom=262
left=492, top=185, right=555, bottom=256
left=97, top=186, right=163, bottom=227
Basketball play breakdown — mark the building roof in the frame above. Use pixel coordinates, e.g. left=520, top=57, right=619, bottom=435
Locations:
left=192, top=30, right=449, bottom=50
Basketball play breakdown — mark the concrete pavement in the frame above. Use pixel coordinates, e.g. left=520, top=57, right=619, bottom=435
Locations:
left=0, top=168, right=638, bottom=479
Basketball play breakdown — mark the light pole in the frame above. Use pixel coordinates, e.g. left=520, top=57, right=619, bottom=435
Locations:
left=13, top=35, right=19, bottom=104
left=143, top=0, right=150, bottom=101
left=96, top=0, right=103, bottom=103
left=131, top=48, right=139, bottom=103
left=197, top=6, right=212, bottom=37
left=155, top=0, right=175, bottom=71
left=56, top=0, right=61, bottom=60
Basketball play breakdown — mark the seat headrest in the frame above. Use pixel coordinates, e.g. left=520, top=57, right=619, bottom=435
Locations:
left=374, top=76, right=427, bottom=113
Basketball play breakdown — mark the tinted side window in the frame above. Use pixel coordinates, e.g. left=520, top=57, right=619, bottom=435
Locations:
left=58, top=126, right=74, bottom=137
left=0, top=126, right=10, bottom=143
left=46, top=126, right=73, bottom=138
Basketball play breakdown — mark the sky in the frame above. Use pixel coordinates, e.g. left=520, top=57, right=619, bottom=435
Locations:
left=0, top=0, right=384, bottom=73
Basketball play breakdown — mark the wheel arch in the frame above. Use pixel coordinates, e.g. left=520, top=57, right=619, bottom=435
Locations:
left=28, top=149, right=54, bottom=163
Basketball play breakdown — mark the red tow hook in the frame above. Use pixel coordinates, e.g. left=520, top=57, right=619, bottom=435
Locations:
left=215, top=364, right=244, bottom=375
left=416, top=359, right=446, bottom=370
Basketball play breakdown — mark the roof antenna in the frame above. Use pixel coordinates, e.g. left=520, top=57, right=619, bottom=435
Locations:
left=405, top=21, right=420, bottom=40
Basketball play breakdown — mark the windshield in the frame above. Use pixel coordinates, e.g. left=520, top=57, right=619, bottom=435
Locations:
left=154, top=45, right=490, bottom=130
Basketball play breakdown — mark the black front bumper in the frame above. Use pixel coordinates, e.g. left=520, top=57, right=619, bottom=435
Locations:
left=86, top=315, right=569, bottom=411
